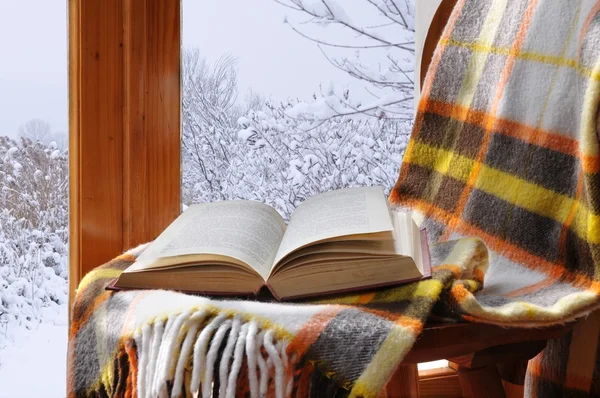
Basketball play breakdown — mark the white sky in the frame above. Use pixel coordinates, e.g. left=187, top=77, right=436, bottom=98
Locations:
left=183, top=0, right=364, bottom=107
left=0, top=0, right=384, bottom=137
left=0, top=1, right=68, bottom=137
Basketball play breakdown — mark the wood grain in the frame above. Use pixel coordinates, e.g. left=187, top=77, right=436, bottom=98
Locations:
left=69, top=0, right=181, bottom=306
left=123, top=0, right=181, bottom=249
left=386, top=364, right=420, bottom=397
left=503, top=381, right=525, bottom=398
left=68, top=0, right=81, bottom=308
left=69, top=0, right=125, bottom=306
left=453, top=364, right=506, bottom=398
left=418, top=367, right=463, bottom=398
left=402, top=322, right=572, bottom=365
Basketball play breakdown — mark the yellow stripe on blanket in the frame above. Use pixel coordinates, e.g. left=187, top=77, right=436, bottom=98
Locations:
left=410, top=142, right=474, bottom=181
left=349, top=324, right=420, bottom=398
left=441, top=38, right=600, bottom=82
left=407, top=142, right=600, bottom=244
left=78, top=268, right=123, bottom=293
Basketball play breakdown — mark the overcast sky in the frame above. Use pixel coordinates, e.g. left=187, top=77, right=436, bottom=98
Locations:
left=0, top=0, right=371, bottom=138
left=0, top=1, right=68, bottom=137
left=183, top=0, right=363, bottom=107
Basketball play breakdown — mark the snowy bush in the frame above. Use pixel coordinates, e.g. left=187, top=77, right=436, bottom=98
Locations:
left=180, top=51, right=411, bottom=220
left=236, top=101, right=410, bottom=218
left=0, top=136, right=68, bottom=351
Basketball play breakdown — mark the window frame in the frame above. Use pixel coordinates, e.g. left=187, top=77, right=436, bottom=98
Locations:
left=68, top=0, right=181, bottom=304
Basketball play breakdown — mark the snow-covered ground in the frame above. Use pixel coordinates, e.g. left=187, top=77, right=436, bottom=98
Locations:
left=0, top=305, right=67, bottom=398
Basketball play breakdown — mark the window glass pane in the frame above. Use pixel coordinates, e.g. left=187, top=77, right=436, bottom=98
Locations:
left=0, top=2, right=68, bottom=396
left=182, top=0, right=415, bottom=220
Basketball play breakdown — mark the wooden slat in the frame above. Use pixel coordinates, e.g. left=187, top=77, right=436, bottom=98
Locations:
left=69, top=0, right=125, bottom=305
left=68, top=0, right=81, bottom=305
left=385, top=364, right=420, bottom=397
left=419, top=367, right=463, bottom=398
left=452, top=364, right=506, bottom=398
left=402, top=322, right=572, bottom=364
left=123, top=0, right=181, bottom=249
left=69, top=0, right=181, bottom=305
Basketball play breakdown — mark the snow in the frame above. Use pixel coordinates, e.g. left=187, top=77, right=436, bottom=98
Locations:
left=0, top=137, right=69, bottom=398
left=0, top=307, right=68, bottom=398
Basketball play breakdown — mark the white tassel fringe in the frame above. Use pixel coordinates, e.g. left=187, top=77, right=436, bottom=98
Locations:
left=133, top=312, right=293, bottom=398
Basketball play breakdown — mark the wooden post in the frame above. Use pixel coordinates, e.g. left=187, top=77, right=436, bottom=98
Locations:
left=68, top=0, right=181, bottom=306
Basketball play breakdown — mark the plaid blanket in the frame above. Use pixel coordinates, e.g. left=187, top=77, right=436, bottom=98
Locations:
left=68, top=238, right=487, bottom=398
left=390, top=0, right=600, bottom=395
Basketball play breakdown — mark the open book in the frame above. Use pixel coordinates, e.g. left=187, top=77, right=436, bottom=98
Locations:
left=110, top=186, right=431, bottom=300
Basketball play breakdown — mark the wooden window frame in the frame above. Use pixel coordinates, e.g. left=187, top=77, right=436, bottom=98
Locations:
left=69, top=0, right=181, bottom=304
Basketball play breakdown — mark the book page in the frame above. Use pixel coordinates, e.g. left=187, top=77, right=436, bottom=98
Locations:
left=132, top=200, right=286, bottom=280
left=272, top=186, right=394, bottom=269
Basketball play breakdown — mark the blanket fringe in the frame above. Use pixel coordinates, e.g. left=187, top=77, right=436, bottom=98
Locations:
left=129, top=310, right=305, bottom=398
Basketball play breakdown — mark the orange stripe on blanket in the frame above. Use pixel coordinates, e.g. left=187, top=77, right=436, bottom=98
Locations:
left=472, top=268, right=485, bottom=283
left=394, top=316, right=423, bottom=334
left=287, top=307, right=344, bottom=357
left=116, top=253, right=136, bottom=262
left=424, top=99, right=581, bottom=158
left=123, top=338, right=138, bottom=398
left=451, top=284, right=471, bottom=304
left=354, top=291, right=377, bottom=304
left=582, top=154, right=600, bottom=174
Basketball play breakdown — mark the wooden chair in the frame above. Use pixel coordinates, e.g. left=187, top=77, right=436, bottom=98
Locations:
left=380, top=2, right=575, bottom=396
left=384, top=321, right=573, bottom=397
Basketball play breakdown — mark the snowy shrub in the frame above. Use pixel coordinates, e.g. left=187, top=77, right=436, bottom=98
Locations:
left=235, top=101, right=410, bottom=218
left=0, top=136, right=68, bottom=350
left=180, top=52, right=411, bottom=220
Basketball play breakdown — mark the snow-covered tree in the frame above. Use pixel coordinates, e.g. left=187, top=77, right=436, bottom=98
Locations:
left=181, top=49, right=245, bottom=204
left=17, top=119, right=52, bottom=144
left=275, top=0, right=415, bottom=125
left=0, top=136, right=68, bottom=351
left=236, top=100, right=410, bottom=218
left=180, top=43, right=413, bottom=220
